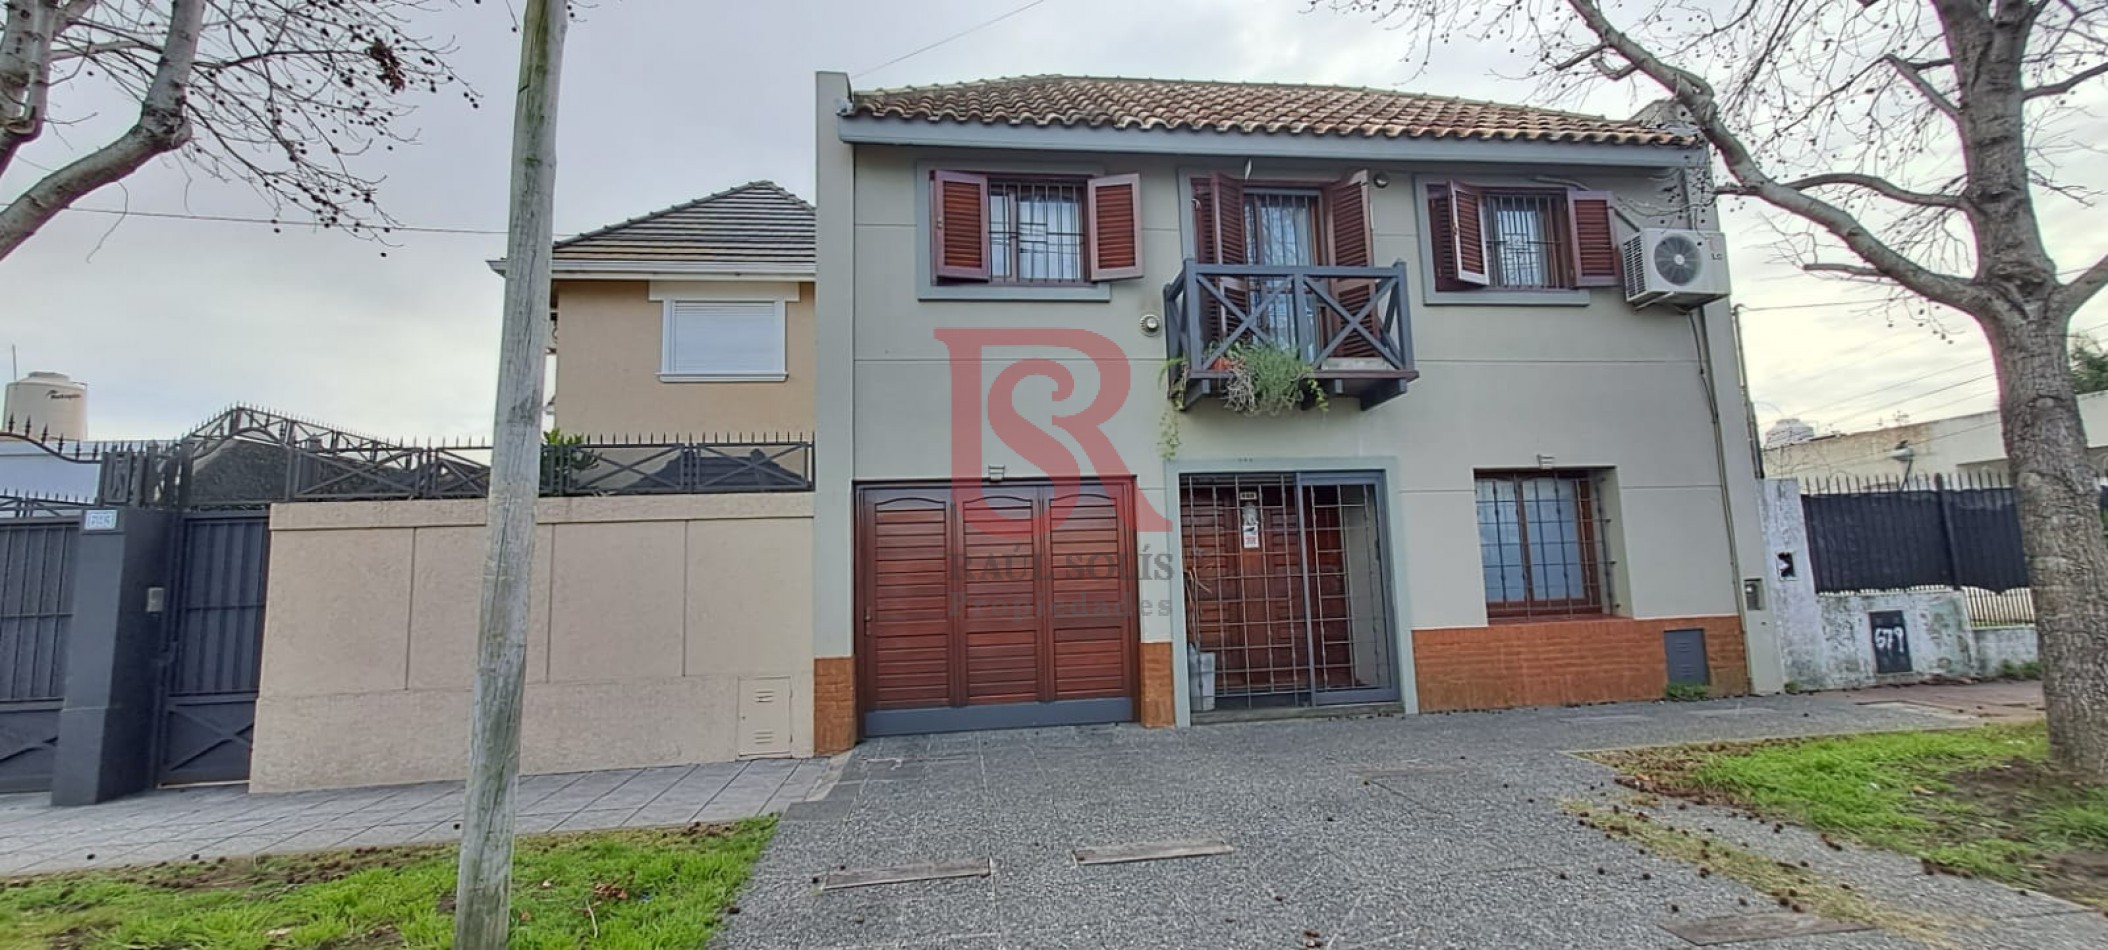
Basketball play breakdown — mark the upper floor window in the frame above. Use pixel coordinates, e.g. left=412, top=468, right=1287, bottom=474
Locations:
left=1191, top=173, right=1368, bottom=270
left=1426, top=182, right=1621, bottom=292
left=1475, top=469, right=1609, bottom=620
left=930, top=170, right=1143, bottom=286
left=661, top=300, right=785, bottom=381
left=989, top=178, right=1085, bottom=284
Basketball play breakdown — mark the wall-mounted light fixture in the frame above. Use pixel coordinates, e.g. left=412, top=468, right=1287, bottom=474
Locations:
left=986, top=465, right=1006, bottom=482
left=1371, top=171, right=1391, bottom=189
left=1139, top=313, right=1162, bottom=336
left=1535, top=453, right=1556, bottom=469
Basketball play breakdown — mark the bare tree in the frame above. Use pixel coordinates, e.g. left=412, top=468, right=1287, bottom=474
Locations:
left=1333, top=0, right=2108, bottom=777
left=0, top=0, right=475, bottom=260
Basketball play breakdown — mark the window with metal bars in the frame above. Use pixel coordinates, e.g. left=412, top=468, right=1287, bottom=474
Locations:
left=1482, top=193, right=1566, bottom=289
left=988, top=178, right=1086, bottom=284
left=1474, top=470, right=1612, bottom=619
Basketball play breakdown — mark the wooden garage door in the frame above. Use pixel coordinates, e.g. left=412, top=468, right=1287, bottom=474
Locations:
left=858, top=480, right=1138, bottom=735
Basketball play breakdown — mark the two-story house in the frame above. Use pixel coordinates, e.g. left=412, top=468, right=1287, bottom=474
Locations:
left=544, top=180, right=816, bottom=438
left=809, top=74, right=1782, bottom=752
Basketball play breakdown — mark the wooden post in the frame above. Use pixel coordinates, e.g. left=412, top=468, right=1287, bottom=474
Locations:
left=454, top=0, right=565, bottom=946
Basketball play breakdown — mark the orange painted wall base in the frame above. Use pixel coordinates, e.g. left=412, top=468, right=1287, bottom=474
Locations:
left=813, top=656, right=857, bottom=755
left=1138, top=641, right=1175, bottom=727
left=1413, top=616, right=1749, bottom=713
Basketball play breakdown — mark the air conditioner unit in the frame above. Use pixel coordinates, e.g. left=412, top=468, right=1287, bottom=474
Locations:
left=1622, top=228, right=1731, bottom=310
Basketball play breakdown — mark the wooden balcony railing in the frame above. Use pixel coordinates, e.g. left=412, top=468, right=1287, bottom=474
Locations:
left=1163, top=260, right=1418, bottom=411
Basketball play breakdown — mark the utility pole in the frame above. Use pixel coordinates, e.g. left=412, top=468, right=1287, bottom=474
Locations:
left=454, top=0, right=565, bottom=945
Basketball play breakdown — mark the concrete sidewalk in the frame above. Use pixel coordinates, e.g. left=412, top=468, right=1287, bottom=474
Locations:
left=718, top=695, right=2106, bottom=950
left=0, top=757, right=829, bottom=875
left=1833, top=679, right=2045, bottom=722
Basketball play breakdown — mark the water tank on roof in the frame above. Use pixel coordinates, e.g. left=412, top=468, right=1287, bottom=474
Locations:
left=4, top=371, right=88, bottom=442
left=1764, top=417, right=1815, bottom=448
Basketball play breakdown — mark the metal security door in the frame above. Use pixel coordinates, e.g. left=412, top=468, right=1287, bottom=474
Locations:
left=0, top=507, right=81, bottom=793
left=1298, top=474, right=1398, bottom=706
left=156, top=511, right=270, bottom=785
left=1179, top=472, right=1397, bottom=711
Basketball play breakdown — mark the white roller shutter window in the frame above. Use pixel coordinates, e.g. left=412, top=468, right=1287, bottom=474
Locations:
left=662, top=301, right=785, bottom=379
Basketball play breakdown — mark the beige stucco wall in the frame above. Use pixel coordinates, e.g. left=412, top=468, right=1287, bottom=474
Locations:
left=251, top=493, right=815, bottom=792
left=1764, top=389, right=2108, bottom=481
left=552, top=279, right=816, bottom=437
left=815, top=68, right=1778, bottom=703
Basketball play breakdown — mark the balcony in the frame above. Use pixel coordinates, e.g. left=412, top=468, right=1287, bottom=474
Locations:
left=1163, top=261, right=1418, bottom=412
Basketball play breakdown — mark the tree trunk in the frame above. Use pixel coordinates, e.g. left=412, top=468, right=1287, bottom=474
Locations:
left=1992, top=315, right=2108, bottom=779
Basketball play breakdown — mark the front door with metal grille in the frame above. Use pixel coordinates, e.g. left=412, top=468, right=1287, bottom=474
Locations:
left=1179, top=472, right=1397, bottom=710
left=0, top=513, right=79, bottom=792
left=156, top=512, right=269, bottom=785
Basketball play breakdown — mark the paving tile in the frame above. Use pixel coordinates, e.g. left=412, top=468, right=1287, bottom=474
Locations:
left=333, top=823, right=433, bottom=849
left=190, top=834, right=293, bottom=860
left=551, top=808, right=636, bottom=833
left=714, top=694, right=2108, bottom=950
left=268, top=828, right=359, bottom=854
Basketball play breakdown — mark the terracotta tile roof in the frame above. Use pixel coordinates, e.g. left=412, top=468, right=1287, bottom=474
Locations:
left=847, top=75, right=1693, bottom=147
left=553, top=181, right=815, bottom=270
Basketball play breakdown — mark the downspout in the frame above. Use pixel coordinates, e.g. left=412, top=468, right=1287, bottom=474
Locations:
left=1677, top=162, right=1780, bottom=692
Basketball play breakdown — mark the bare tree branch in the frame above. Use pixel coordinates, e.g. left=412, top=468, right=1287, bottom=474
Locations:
left=1884, top=53, right=1962, bottom=119
left=2026, top=59, right=2108, bottom=97
left=0, top=0, right=203, bottom=259
left=1, top=0, right=479, bottom=260
left=1802, top=262, right=1888, bottom=279
left=1560, top=0, right=1980, bottom=311
left=2057, top=252, right=2108, bottom=316
left=1773, top=172, right=1965, bottom=209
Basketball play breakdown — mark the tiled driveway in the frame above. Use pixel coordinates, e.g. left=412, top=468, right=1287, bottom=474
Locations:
left=718, top=695, right=2108, bottom=950
left=0, top=757, right=828, bottom=875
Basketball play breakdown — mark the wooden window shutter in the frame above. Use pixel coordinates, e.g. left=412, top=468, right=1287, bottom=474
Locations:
left=1323, top=172, right=1378, bottom=358
left=1192, top=173, right=1248, bottom=266
left=1086, top=173, right=1144, bottom=281
left=1446, top=181, right=1491, bottom=286
left=931, top=170, right=991, bottom=281
left=1566, top=190, right=1620, bottom=287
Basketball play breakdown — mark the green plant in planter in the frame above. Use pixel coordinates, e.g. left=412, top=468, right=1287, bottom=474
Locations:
left=1218, top=341, right=1328, bottom=416
left=540, top=428, right=603, bottom=494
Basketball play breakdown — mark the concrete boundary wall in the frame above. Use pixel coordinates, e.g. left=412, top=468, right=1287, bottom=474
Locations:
left=251, top=494, right=814, bottom=792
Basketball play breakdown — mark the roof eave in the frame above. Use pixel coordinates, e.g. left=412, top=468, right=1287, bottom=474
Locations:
left=836, top=115, right=1704, bottom=168
left=489, top=258, right=816, bottom=280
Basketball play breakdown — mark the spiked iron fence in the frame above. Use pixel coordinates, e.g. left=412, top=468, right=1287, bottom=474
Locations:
left=9, top=406, right=813, bottom=508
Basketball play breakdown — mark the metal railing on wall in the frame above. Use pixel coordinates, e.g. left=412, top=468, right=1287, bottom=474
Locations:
left=12, top=406, right=813, bottom=509
left=1798, top=471, right=2105, bottom=628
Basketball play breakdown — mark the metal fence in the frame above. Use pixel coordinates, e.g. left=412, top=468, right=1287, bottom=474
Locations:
left=1798, top=472, right=2105, bottom=628
left=7, top=406, right=815, bottom=508
left=0, top=498, right=83, bottom=792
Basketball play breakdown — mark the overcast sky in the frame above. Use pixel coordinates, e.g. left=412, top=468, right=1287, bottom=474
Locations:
left=4, top=0, right=2104, bottom=443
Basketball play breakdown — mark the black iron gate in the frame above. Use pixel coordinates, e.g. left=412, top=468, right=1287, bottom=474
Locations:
left=156, top=511, right=269, bottom=785
left=0, top=506, right=81, bottom=793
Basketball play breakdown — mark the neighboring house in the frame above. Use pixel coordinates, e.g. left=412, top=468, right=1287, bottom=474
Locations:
left=809, top=73, right=1778, bottom=751
left=1764, top=391, right=2108, bottom=482
left=544, top=181, right=816, bottom=437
